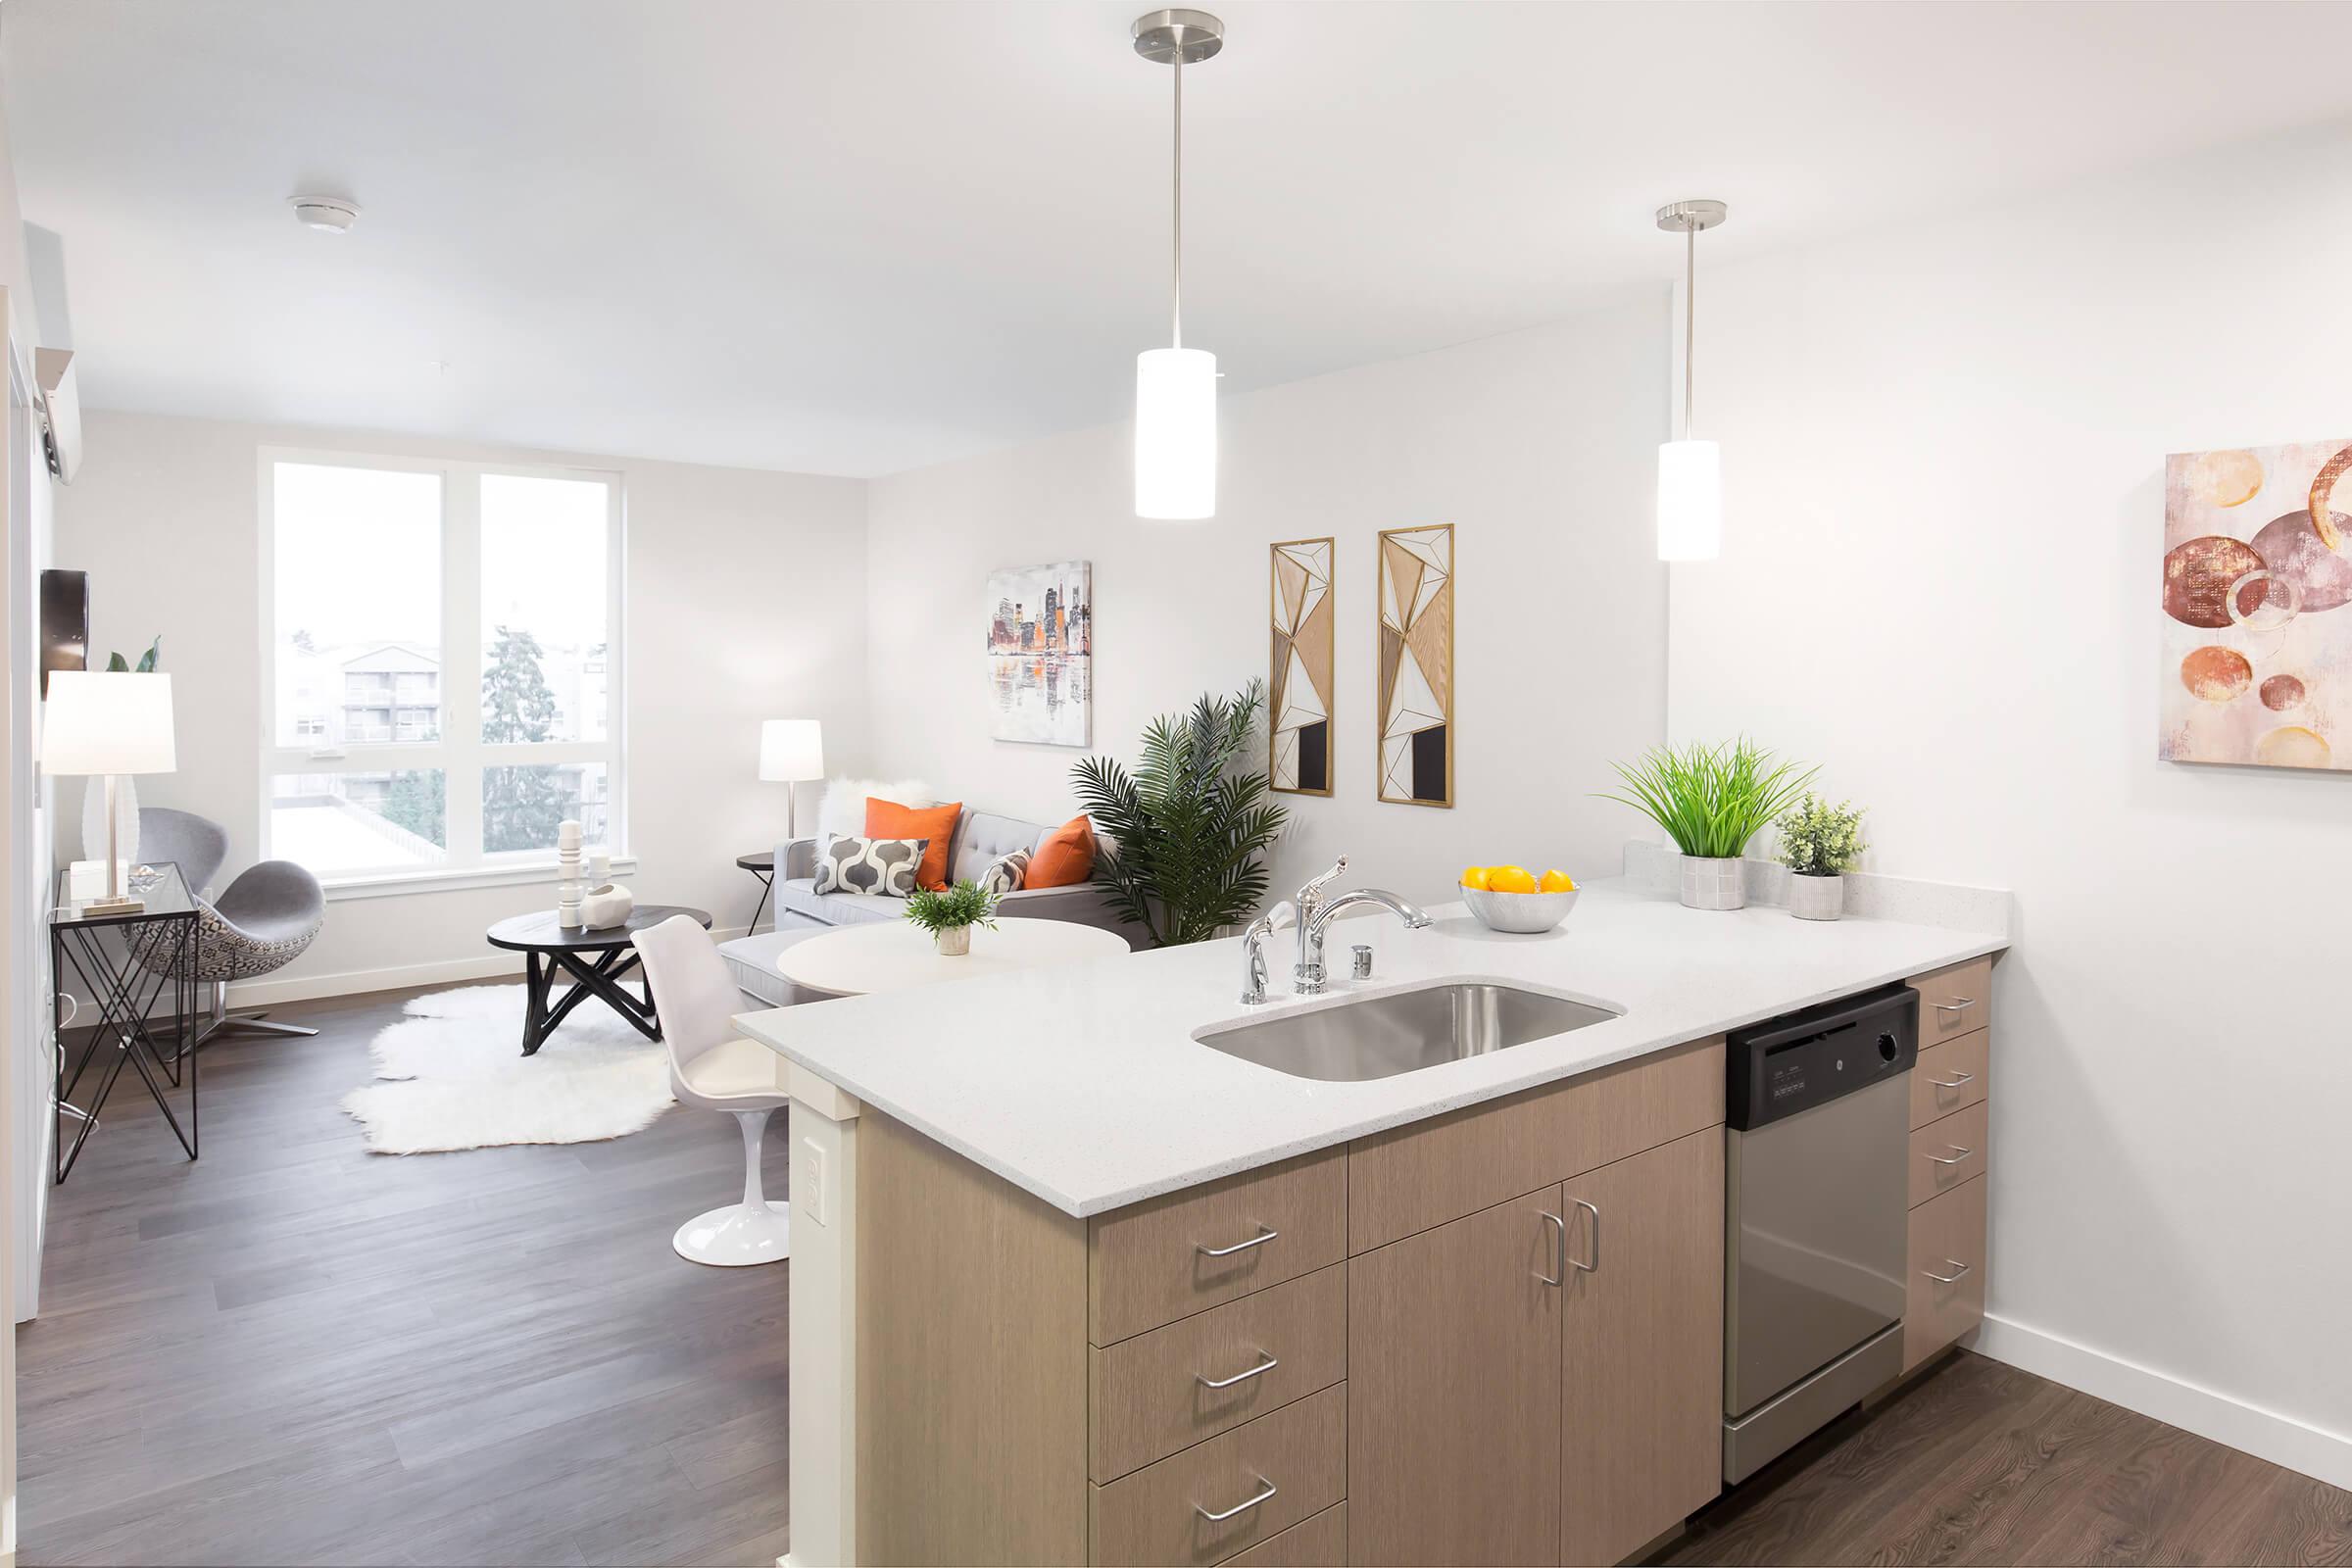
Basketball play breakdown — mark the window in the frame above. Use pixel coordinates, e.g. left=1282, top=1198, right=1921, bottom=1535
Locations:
left=262, top=452, right=625, bottom=886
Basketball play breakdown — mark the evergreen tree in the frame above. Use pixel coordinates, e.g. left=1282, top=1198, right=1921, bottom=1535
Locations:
left=380, top=769, right=445, bottom=847
left=480, top=624, right=573, bottom=852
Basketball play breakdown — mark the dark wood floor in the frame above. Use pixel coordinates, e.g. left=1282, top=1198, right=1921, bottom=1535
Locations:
left=18, top=988, right=2352, bottom=1567
left=16, top=985, right=795, bottom=1568
left=1662, top=1350, right=2352, bottom=1567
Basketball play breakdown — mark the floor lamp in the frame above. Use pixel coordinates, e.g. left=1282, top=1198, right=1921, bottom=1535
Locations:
left=759, top=719, right=823, bottom=842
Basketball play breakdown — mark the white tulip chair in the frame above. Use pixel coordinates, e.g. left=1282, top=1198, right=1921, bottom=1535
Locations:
left=631, top=913, right=792, bottom=1266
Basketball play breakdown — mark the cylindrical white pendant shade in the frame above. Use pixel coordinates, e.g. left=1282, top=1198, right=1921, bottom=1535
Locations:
left=1135, top=346, right=1217, bottom=519
left=1656, top=438, right=1721, bottom=562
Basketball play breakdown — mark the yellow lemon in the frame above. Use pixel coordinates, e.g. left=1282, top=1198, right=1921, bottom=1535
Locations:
left=1460, top=866, right=1491, bottom=891
left=1487, top=865, right=1538, bottom=895
left=1539, top=869, right=1577, bottom=893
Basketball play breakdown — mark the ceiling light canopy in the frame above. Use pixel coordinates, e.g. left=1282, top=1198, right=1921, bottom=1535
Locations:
left=1132, top=8, right=1223, bottom=521
left=1656, top=198, right=1727, bottom=563
left=289, top=194, right=360, bottom=233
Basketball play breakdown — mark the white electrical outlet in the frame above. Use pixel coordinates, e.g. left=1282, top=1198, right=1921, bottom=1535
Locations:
left=799, top=1136, right=830, bottom=1228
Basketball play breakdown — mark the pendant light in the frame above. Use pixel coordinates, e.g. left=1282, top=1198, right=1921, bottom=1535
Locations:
left=1132, top=9, right=1224, bottom=520
left=1656, top=199, right=1728, bottom=561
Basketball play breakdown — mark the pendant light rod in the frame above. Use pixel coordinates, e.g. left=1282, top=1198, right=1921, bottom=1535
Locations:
left=1656, top=199, right=1727, bottom=439
left=1172, top=50, right=1183, bottom=348
left=1134, top=9, right=1223, bottom=351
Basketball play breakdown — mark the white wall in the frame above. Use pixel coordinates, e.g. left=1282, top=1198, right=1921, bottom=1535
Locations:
left=864, top=299, right=1670, bottom=907
left=1668, top=121, right=2352, bottom=1482
left=52, top=411, right=870, bottom=997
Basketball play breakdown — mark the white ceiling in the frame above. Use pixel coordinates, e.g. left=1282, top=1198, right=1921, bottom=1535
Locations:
left=10, top=0, right=2352, bottom=478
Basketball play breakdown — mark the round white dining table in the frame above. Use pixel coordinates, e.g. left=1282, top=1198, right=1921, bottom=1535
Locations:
left=773, top=916, right=1130, bottom=999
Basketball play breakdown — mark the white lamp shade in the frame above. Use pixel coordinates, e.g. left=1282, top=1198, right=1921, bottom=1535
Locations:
left=1135, top=346, right=1217, bottom=519
left=1656, top=438, right=1722, bottom=562
left=759, top=718, right=823, bottom=782
left=40, top=670, right=176, bottom=775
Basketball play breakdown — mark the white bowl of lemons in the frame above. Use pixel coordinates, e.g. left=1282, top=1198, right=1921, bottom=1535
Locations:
left=1459, top=865, right=1579, bottom=934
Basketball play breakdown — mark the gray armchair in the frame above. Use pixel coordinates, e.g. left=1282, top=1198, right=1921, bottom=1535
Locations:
left=129, top=808, right=327, bottom=1043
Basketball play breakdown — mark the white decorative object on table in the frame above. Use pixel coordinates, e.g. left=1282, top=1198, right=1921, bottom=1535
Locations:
left=43, top=671, right=176, bottom=913
left=581, top=883, right=635, bottom=929
left=759, top=719, right=825, bottom=842
left=1460, top=884, right=1579, bottom=934
left=556, top=818, right=585, bottom=928
left=1681, top=855, right=1747, bottom=911
left=1788, top=874, right=1845, bottom=921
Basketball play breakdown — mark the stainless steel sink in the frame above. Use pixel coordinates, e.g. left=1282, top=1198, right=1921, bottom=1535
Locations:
left=1195, top=981, right=1621, bottom=1082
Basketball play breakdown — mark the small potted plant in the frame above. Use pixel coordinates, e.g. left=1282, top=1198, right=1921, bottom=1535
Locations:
left=1776, top=795, right=1867, bottom=921
left=904, top=878, right=1000, bottom=956
left=1599, top=738, right=1817, bottom=910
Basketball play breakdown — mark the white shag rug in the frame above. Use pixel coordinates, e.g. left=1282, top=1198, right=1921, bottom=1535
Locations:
left=342, top=984, right=674, bottom=1154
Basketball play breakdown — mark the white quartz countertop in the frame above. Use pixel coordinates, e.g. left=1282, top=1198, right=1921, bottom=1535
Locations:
left=736, top=882, right=2008, bottom=1218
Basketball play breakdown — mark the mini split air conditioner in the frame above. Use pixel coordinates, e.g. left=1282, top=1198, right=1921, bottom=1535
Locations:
left=34, top=346, right=80, bottom=483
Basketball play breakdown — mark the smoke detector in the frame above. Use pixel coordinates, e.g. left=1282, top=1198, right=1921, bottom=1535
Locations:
left=289, top=195, right=360, bottom=233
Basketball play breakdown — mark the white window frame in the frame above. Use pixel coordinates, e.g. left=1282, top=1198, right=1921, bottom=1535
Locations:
left=257, top=446, right=630, bottom=897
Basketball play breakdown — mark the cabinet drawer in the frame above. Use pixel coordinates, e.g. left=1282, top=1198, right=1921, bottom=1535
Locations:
left=1089, top=1382, right=1347, bottom=1567
left=1092, top=1149, right=1347, bottom=1346
left=1907, top=956, right=1991, bottom=1043
left=1348, top=1036, right=1724, bottom=1252
left=1903, top=1174, right=1986, bottom=1371
left=1910, top=1029, right=1987, bottom=1130
left=1909, top=1101, right=1988, bottom=1209
left=1222, top=1502, right=1344, bottom=1566
left=1092, top=1264, right=1348, bottom=1482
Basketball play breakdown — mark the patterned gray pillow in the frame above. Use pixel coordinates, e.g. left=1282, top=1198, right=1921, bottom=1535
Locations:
left=979, top=849, right=1031, bottom=898
left=812, top=834, right=927, bottom=898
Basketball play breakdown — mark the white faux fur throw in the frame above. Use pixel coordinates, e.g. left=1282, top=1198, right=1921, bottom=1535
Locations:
left=341, top=984, right=673, bottom=1155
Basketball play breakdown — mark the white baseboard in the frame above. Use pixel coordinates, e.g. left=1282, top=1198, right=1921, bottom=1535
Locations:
left=225, top=924, right=754, bottom=1008
left=1973, top=1313, right=2352, bottom=1491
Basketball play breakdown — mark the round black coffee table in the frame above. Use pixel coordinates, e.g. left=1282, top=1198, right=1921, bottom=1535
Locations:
left=486, top=906, right=711, bottom=1056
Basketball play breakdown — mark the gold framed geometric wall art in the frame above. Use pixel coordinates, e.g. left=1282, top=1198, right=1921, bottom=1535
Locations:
left=1376, top=523, right=1453, bottom=807
left=1269, top=537, right=1334, bottom=795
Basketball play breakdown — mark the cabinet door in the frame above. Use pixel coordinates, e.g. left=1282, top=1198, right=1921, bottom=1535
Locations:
left=1348, top=1187, right=1562, bottom=1565
left=1558, top=1129, right=1724, bottom=1567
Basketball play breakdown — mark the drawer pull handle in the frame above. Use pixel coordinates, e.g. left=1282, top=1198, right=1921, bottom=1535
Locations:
left=1934, top=996, right=1978, bottom=1013
left=1196, top=1475, right=1278, bottom=1523
left=1196, top=1351, right=1280, bottom=1391
left=1923, top=1258, right=1973, bottom=1285
left=1928, top=1145, right=1975, bottom=1165
left=1569, top=1197, right=1600, bottom=1273
left=1928, top=1071, right=1976, bottom=1090
left=1197, top=1225, right=1279, bottom=1259
left=1537, top=1210, right=1565, bottom=1287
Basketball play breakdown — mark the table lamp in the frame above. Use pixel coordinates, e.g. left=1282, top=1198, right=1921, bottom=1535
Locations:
left=42, top=670, right=176, bottom=913
left=759, top=718, right=823, bottom=841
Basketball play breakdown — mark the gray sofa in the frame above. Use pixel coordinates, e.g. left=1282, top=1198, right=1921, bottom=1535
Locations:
left=717, top=808, right=1135, bottom=1006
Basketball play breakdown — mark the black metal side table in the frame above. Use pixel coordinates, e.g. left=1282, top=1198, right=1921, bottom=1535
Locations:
left=736, top=851, right=776, bottom=933
left=50, top=861, right=202, bottom=1181
left=485, top=906, right=712, bottom=1056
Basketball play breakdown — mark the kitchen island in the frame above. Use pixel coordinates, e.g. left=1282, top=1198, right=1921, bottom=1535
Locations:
left=738, top=876, right=2009, bottom=1567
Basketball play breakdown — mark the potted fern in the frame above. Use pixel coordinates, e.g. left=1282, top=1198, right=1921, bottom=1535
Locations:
left=1777, top=795, right=1867, bottom=921
left=1599, top=738, right=1817, bottom=910
left=903, top=878, right=999, bottom=956
left=1070, top=680, right=1288, bottom=948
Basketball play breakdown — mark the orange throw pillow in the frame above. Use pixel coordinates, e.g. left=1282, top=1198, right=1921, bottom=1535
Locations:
left=865, top=798, right=962, bottom=890
left=1026, top=814, right=1097, bottom=889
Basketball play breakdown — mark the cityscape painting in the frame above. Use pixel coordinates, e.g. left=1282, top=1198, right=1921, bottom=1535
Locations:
left=2162, top=439, right=2352, bottom=771
left=986, top=560, right=1093, bottom=746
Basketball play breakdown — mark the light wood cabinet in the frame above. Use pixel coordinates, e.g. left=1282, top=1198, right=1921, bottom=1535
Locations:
left=1226, top=1503, right=1346, bottom=1567
left=1907, top=1100, right=1987, bottom=1208
left=1091, top=1149, right=1348, bottom=1346
left=1903, top=1174, right=1987, bottom=1371
left=1091, top=1384, right=1348, bottom=1567
left=1906, top=955, right=1991, bottom=1043
left=1348, top=1187, right=1564, bottom=1566
left=1909, top=1027, right=1988, bottom=1129
left=1558, top=1128, right=1725, bottom=1568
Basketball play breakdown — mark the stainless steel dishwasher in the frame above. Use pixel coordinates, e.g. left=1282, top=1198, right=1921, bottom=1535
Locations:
left=1722, top=984, right=1918, bottom=1483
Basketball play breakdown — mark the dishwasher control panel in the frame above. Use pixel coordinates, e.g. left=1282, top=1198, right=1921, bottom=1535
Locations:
left=1725, top=984, right=1918, bottom=1130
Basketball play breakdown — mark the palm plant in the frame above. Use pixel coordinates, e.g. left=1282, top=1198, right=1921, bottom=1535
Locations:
left=1070, top=680, right=1288, bottom=948
left=1598, top=738, right=1817, bottom=859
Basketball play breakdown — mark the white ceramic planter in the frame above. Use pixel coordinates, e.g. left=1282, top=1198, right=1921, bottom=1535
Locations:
left=1680, top=856, right=1747, bottom=911
left=936, top=925, right=972, bottom=956
left=1788, top=872, right=1845, bottom=921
